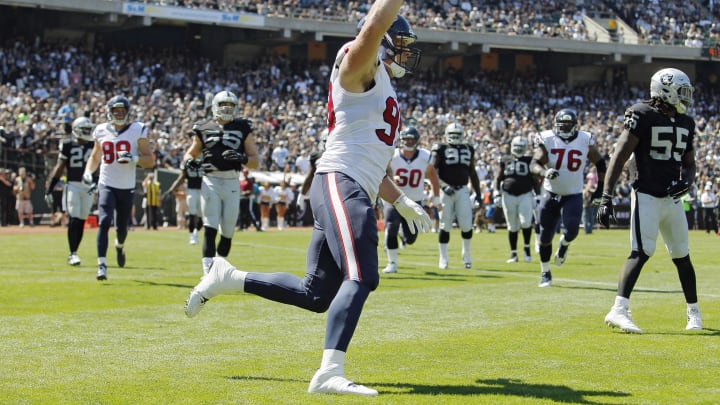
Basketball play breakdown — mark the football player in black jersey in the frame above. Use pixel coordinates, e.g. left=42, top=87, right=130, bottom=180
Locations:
left=432, top=122, right=482, bottom=269
left=495, top=135, right=536, bottom=263
left=164, top=159, right=203, bottom=245
left=45, top=117, right=95, bottom=266
left=598, top=68, right=702, bottom=334
left=183, top=90, right=260, bottom=275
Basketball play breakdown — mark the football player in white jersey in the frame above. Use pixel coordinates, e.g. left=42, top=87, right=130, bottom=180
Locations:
left=598, top=68, right=701, bottom=333
left=185, top=1, right=430, bottom=396
left=530, top=108, right=606, bottom=287
left=83, top=95, right=155, bottom=280
left=183, top=90, right=260, bottom=275
left=383, top=126, right=441, bottom=273
left=45, top=117, right=95, bottom=266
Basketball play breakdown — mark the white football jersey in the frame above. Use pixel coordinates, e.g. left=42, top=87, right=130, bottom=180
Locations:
left=535, top=129, right=594, bottom=196
left=390, top=148, right=433, bottom=202
left=93, top=122, right=148, bottom=189
left=316, top=41, right=400, bottom=202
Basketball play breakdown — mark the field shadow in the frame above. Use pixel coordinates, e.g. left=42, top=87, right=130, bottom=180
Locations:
left=227, top=376, right=629, bottom=403
left=134, top=280, right=195, bottom=289
left=554, top=285, right=683, bottom=295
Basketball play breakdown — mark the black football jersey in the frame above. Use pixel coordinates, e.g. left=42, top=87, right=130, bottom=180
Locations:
left=192, top=118, right=253, bottom=172
left=184, top=164, right=202, bottom=190
left=59, top=139, right=94, bottom=182
left=623, top=102, right=695, bottom=197
left=432, top=143, right=475, bottom=187
left=498, top=155, right=534, bottom=195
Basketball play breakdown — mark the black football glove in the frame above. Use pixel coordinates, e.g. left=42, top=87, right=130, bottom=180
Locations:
left=666, top=179, right=690, bottom=199
left=594, top=192, right=615, bottom=229
left=183, top=158, right=201, bottom=171
left=442, top=185, right=455, bottom=196
left=222, top=149, right=248, bottom=164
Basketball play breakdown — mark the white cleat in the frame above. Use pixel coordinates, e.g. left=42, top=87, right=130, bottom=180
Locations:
left=506, top=254, right=518, bottom=263
left=524, top=254, right=532, bottom=262
left=308, top=368, right=378, bottom=396
left=686, top=307, right=702, bottom=331
left=438, top=258, right=448, bottom=270
left=67, top=254, right=81, bottom=266
left=605, top=306, right=643, bottom=334
left=382, top=263, right=398, bottom=274
left=189, top=233, right=198, bottom=245
left=185, top=258, right=242, bottom=318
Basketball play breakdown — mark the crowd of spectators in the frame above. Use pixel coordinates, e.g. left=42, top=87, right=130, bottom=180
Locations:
left=141, top=0, right=720, bottom=46
left=1, top=33, right=719, bottom=226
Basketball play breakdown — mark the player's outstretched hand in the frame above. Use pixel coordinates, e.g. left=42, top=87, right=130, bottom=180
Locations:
left=594, top=192, right=615, bottom=229
left=393, top=194, right=432, bottom=234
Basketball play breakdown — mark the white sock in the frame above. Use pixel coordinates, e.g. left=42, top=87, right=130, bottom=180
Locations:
left=439, top=243, right=449, bottom=260
left=387, top=248, right=398, bottom=264
left=614, top=296, right=629, bottom=308
left=540, top=262, right=551, bottom=273
left=320, top=349, right=345, bottom=372
left=462, top=238, right=472, bottom=262
left=98, top=257, right=106, bottom=265
left=687, top=302, right=699, bottom=310
left=277, top=218, right=284, bottom=230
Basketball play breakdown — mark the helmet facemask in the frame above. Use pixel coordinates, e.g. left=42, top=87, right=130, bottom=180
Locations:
left=554, top=109, right=578, bottom=142
left=444, top=123, right=464, bottom=145
left=106, top=96, right=130, bottom=128
left=400, top=127, right=420, bottom=151
left=379, top=16, right=421, bottom=79
left=72, top=117, right=94, bottom=142
left=510, top=136, right=527, bottom=157
left=212, top=91, right=239, bottom=122
left=650, top=68, right=694, bottom=114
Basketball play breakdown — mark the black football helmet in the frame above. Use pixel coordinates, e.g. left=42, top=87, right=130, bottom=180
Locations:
left=357, top=15, right=421, bottom=78
left=400, top=126, right=420, bottom=151
left=107, top=95, right=130, bottom=127
left=554, top=108, right=578, bottom=142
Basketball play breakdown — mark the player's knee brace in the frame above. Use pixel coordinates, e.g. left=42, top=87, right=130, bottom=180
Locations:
left=461, top=230, right=473, bottom=239
left=439, top=230, right=450, bottom=244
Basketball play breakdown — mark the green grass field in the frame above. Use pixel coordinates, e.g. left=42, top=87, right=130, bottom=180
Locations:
left=1, top=226, right=718, bottom=404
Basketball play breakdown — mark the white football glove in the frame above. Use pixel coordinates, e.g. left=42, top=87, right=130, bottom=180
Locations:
left=296, top=193, right=308, bottom=212
left=44, top=193, right=53, bottom=208
left=543, top=168, right=560, bottom=180
left=82, top=170, right=94, bottom=185
left=117, top=151, right=138, bottom=164
left=393, top=194, right=432, bottom=235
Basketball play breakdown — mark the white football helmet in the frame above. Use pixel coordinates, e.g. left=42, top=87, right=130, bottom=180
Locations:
left=650, top=68, right=694, bottom=114
left=212, top=90, right=238, bottom=122
left=510, top=135, right=528, bottom=158
left=71, top=117, right=94, bottom=142
left=444, top=123, right=464, bottom=145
